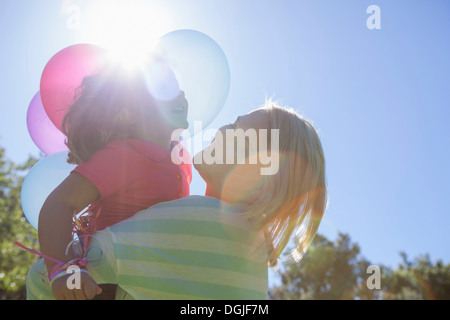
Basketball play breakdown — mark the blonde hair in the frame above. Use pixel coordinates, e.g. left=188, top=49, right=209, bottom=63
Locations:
left=240, top=100, right=328, bottom=268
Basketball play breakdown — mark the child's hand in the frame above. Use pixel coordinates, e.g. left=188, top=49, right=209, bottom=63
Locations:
left=51, top=271, right=103, bottom=300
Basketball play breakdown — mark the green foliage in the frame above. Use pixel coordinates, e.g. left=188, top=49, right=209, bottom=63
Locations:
left=269, top=233, right=380, bottom=300
left=269, top=233, right=450, bottom=300
left=381, top=253, right=450, bottom=300
left=0, top=147, right=39, bottom=300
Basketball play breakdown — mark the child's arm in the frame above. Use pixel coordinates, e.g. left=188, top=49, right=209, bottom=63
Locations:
left=38, top=171, right=101, bottom=299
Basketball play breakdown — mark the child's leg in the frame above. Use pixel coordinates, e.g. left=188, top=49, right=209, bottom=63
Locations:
left=26, top=258, right=55, bottom=300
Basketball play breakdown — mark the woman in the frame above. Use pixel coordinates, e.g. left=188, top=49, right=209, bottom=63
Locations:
left=27, top=100, right=327, bottom=300
left=196, top=101, right=328, bottom=268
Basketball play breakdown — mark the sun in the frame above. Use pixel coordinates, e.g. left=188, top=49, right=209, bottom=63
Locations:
left=80, top=0, right=175, bottom=69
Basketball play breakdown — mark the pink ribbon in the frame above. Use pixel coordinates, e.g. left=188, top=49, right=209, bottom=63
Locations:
left=14, top=240, right=92, bottom=283
left=14, top=241, right=63, bottom=265
left=16, top=204, right=102, bottom=284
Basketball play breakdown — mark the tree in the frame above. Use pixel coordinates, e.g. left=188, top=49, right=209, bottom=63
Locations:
left=269, top=233, right=450, bottom=300
left=0, top=146, right=39, bottom=299
left=269, top=233, right=380, bottom=300
left=381, top=253, right=450, bottom=300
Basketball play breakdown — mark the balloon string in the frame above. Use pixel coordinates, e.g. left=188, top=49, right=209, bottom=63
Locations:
left=73, top=203, right=101, bottom=236
left=14, top=240, right=85, bottom=281
left=15, top=203, right=102, bottom=285
left=15, top=237, right=101, bottom=285
left=14, top=241, right=63, bottom=265
left=14, top=203, right=100, bottom=263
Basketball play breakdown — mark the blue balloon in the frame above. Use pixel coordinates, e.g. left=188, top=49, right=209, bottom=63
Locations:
left=21, top=151, right=76, bottom=230
left=150, top=29, right=231, bottom=136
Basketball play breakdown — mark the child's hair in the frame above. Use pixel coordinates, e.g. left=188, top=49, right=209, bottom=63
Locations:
left=62, top=65, right=157, bottom=165
left=241, top=100, right=328, bottom=268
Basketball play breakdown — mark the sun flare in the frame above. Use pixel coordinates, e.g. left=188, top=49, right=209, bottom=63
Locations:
left=80, top=0, right=175, bottom=69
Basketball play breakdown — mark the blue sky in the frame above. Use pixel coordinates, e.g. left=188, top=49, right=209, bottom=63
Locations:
left=1, top=0, right=449, bottom=283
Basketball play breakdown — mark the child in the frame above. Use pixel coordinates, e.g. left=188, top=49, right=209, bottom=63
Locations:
left=33, top=63, right=191, bottom=299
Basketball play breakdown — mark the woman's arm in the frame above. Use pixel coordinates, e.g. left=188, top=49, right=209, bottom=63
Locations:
left=38, top=172, right=100, bottom=277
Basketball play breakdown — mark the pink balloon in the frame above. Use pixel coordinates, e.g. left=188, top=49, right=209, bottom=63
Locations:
left=40, top=44, right=107, bottom=131
left=26, top=92, right=68, bottom=155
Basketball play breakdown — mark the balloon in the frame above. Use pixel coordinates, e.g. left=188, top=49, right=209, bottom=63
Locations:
left=26, top=91, right=68, bottom=155
left=148, top=29, right=231, bottom=136
left=40, top=44, right=107, bottom=131
left=21, top=151, right=76, bottom=230
left=144, top=58, right=181, bottom=101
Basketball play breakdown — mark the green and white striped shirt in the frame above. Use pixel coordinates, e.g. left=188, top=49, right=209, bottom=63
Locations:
left=27, top=196, right=268, bottom=300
